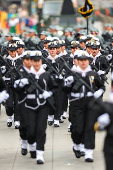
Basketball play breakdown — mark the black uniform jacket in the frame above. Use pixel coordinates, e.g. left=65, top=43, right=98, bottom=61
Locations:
left=63, top=70, right=105, bottom=102
left=91, top=54, right=110, bottom=73
left=4, top=56, right=23, bottom=87
left=15, top=68, right=58, bottom=110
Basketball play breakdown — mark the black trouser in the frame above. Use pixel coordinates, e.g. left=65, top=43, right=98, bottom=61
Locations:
left=19, top=102, right=29, bottom=140
left=5, top=87, right=19, bottom=122
left=54, top=87, right=64, bottom=120
left=70, top=97, right=103, bottom=149
left=26, top=104, right=48, bottom=151
left=104, top=152, right=113, bottom=170
left=62, top=91, right=68, bottom=113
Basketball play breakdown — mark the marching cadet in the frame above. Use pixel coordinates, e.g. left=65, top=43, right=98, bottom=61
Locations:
left=63, top=28, right=74, bottom=50
left=90, top=41, right=110, bottom=78
left=86, top=41, right=92, bottom=55
left=61, top=40, right=67, bottom=55
left=39, top=31, right=48, bottom=50
left=94, top=96, right=113, bottom=170
left=79, top=36, right=87, bottom=50
left=16, top=40, right=25, bottom=58
left=5, top=33, right=13, bottom=42
left=94, top=71, right=113, bottom=170
left=42, top=37, right=52, bottom=58
left=70, top=41, right=80, bottom=59
left=5, top=43, right=23, bottom=129
left=47, top=41, right=65, bottom=126
left=63, top=50, right=105, bottom=162
left=14, top=51, right=57, bottom=164
left=68, top=50, right=79, bottom=132
left=14, top=51, right=37, bottom=158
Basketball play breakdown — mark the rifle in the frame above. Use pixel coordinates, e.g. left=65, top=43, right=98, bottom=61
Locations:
left=0, top=55, right=22, bottom=81
left=20, top=65, right=56, bottom=111
left=90, top=64, right=110, bottom=84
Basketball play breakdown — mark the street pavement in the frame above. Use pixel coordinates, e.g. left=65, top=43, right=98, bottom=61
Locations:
left=0, top=74, right=111, bottom=170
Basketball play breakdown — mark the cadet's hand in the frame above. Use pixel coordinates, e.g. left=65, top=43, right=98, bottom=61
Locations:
left=94, top=89, right=104, bottom=99
left=0, top=90, right=9, bottom=103
left=109, top=92, right=113, bottom=103
left=97, top=70, right=105, bottom=75
left=64, top=76, right=74, bottom=87
left=97, top=113, right=110, bottom=130
left=39, top=90, right=53, bottom=99
left=107, top=54, right=112, bottom=61
left=59, top=74, right=63, bottom=80
left=14, top=79, right=20, bottom=88
left=1, top=66, right=6, bottom=74
left=42, top=64, right=47, bottom=69
left=17, top=78, right=29, bottom=88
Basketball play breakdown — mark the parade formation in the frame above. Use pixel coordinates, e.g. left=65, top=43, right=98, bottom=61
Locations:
left=0, top=0, right=113, bottom=170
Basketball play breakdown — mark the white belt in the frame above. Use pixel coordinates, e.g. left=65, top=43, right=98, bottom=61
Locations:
left=71, top=92, right=84, bottom=98
left=71, top=92, right=93, bottom=98
left=87, top=92, right=93, bottom=97
left=27, top=94, right=35, bottom=99
left=5, top=78, right=11, bottom=80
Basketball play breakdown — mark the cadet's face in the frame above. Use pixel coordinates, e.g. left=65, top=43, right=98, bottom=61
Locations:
left=44, top=43, right=49, bottom=49
left=79, top=42, right=86, bottom=49
left=61, top=46, right=65, bottom=52
left=91, top=48, right=99, bottom=57
left=32, top=59, right=42, bottom=72
left=78, top=59, right=89, bottom=70
left=40, top=34, right=46, bottom=41
left=49, top=47, right=57, bottom=57
left=86, top=47, right=91, bottom=54
left=8, top=50, right=17, bottom=58
left=56, top=47, right=62, bottom=55
left=23, top=59, right=32, bottom=69
left=65, top=32, right=71, bottom=36
left=71, top=47, right=78, bottom=54
left=73, top=58, right=78, bottom=66
left=6, top=36, right=12, bottom=41
left=17, top=47, right=24, bottom=55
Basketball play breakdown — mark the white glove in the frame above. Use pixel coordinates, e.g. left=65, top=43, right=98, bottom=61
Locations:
left=94, top=89, right=104, bottom=99
left=109, top=92, right=113, bottom=103
left=14, top=79, right=21, bottom=88
left=107, top=54, right=112, bottom=61
left=64, top=76, right=74, bottom=87
left=0, top=90, right=9, bottom=103
left=97, top=70, right=105, bottom=75
left=19, top=78, right=29, bottom=87
left=42, top=64, right=47, bottom=69
left=97, top=113, right=110, bottom=130
left=39, top=90, right=53, bottom=99
left=59, top=74, right=63, bottom=80
left=1, top=66, right=6, bottom=74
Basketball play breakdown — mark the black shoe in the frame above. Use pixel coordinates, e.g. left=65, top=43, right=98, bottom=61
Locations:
left=21, top=148, right=28, bottom=156
left=81, top=151, right=85, bottom=157
left=62, top=116, right=66, bottom=119
left=54, top=124, right=60, bottom=127
left=15, top=125, right=20, bottom=129
left=73, top=147, right=81, bottom=158
left=7, top=122, right=12, bottom=127
left=37, top=159, right=44, bottom=164
left=85, top=158, right=94, bottom=162
left=48, top=121, right=53, bottom=126
left=30, top=151, right=36, bottom=159
left=59, top=119, right=64, bottom=123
